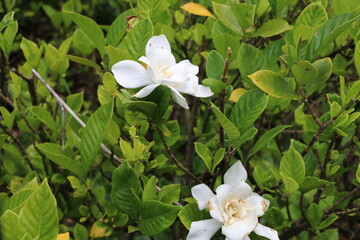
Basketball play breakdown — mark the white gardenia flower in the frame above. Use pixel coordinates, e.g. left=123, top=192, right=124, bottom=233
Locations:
left=187, top=161, right=279, bottom=240
left=111, top=35, right=213, bottom=109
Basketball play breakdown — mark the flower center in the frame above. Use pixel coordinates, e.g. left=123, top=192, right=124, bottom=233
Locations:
left=156, top=65, right=173, bottom=79
left=224, top=199, right=249, bottom=225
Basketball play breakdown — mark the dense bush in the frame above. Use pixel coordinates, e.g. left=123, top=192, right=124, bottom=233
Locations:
left=0, top=0, right=360, bottom=239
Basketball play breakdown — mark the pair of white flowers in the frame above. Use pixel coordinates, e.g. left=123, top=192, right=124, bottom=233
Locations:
left=188, top=161, right=279, bottom=240
left=111, top=35, right=213, bottom=109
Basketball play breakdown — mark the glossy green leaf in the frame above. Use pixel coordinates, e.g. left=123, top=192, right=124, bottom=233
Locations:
left=299, top=176, right=331, bottom=193
left=305, top=58, right=332, bottom=95
left=17, top=179, right=59, bottom=240
left=36, top=143, right=84, bottom=178
left=280, top=173, right=299, bottom=194
left=66, top=92, right=84, bottom=113
left=105, top=46, right=133, bottom=68
left=125, top=101, right=157, bottom=117
left=248, top=125, right=290, bottom=158
left=44, top=44, right=69, bottom=75
left=119, top=19, right=153, bottom=60
left=249, top=70, right=299, bottom=99
left=63, top=11, right=105, bottom=57
left=0, top=210, right=19, bottom=240
left=355, top=41, right=360, bottom=76
left=295, top=2, right=328, bottom=27
left=106, top=9, right=134, bottom=46
left=158, top=184, right=180, bottom=204
left=74, top=223, right=89, bottom=240
left=0, top=20, right=18, bottom=59
left=263, top=207, right=284, bottom=228
left=111, top=162, right=141, bottom=219
left=20, top=37, right=43, bottom=68
left=230, top=89, right=268, bottom=133
left=280, top=148, right=305, bottom=184
left=210, top=102, right=240, bottom=142
left=317, top=214, right=339, bottom=230
left=212, top=148, right=225, bottom=172
left=28, top=106, right=56, bottom=131
left=178, top=202, right=210, bottom=230
left=254, top=19, right=291, bottom=37
left=292, top=60, right=318, bottom=87
left=306, top=203, right=323, bottom=227
left=139, top=200, right=181, bottom=236
left=202, top=78, right=226, bottom=94
left=306, top=12, right=360, bottom=59
left=206, top=50, right=225, bottom=80
left=212, top=2, right=243, bottom=35
left=230, top=3, right=256, bottom=31
left=66, top=55, right=101, bottom=70
left=143, top=176, right=157, bottom=201
left=194, top=142, right=212, bottom=172
left=356, top=164, right=360, bottom=183
left=237, top=43, right=265, bottom=86
left=80, top=100, right=113, bottom=174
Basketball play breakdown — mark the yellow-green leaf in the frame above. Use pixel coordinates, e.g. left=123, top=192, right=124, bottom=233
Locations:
left=229, top=88, right=248, bottom=103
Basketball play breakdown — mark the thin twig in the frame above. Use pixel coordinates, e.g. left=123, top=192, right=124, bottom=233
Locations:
left=325, top=186, right=360, bottom=214
left=31, top=69, right=122, bottom=164
left=157, top=127, right=201, bottom=184
left=325, top=207, right=360, bottom=217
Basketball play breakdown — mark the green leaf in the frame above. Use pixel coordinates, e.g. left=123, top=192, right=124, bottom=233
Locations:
left=119, top=19, right=153, bottom=60
left=158, top=184, right=180, bottom=204
left=139, top=200, right=181, bottom=236
left=66, top=55, right=101, bottom=70
left=17, top=179, right=59, bottom=240
left=212, top=2, right=243, bottom=35
left=36, top=143, right=84, bottom=178
left=345, top=80, right=360, bottom=103
left=210, top=102, right=240, bottom=142
left=125, top=101, right=157, bottom=117
left=295, top=2, right=328, bottom=27
left=63, top=11, right=105, bottom=57
left=249, top=70, right=299, bottom=99
left=194, top=142, right=212, bottom=172
left=291, top=60, right=318, bottom=87
left=0, top=20, right=18, bottom=59
left=356, top=164, right=360, bottom=183
left=248, top=125, right=290, bottom=158
left=305, top=58, right=332, bottom=95
left=28, top=106, right=56, bottom=131
left=105, top=46, right=133, bottom=68
left=72, top=28, right=95, bottom=56
left=137, top=0, right=170, bottom=24
left=212, top=148, right=225, bottom=172
left=74, top=223, right=89, bottom=240
left=44, top=44, right=69, bottom=75
left=20, top=37, right=43, bottom=68
left=306, top=203, right=323, bottom=227
left=317, top=214, right=339, bottom=230
left=230, top=3, right=256, bottom=31
left=299, top=176, right=331, bottom=193
left=280, top=148, right=305, bottom=184
left=143, top=176, right=157, bottom=201
left=178, top=203, right=210, bottom=230
left=230, top=89, right=268, bottom=133
left=306, top=12, right=360, bottom=60
left=0, top=11, right=14, bottom=31
left=106, top=9, right=134, bottom=46
left=66, top=92, right=84, bottom=113
left=254, top=19, right=291, bottom=37
left=206, top=50, right=225, bottom=80
left=280, top=173, right=299, bottom=194
left=263, top=207, right=284, bottom=228
left=0, top=210, right=19, bottom=240
left=111, top=162, right=141, bottom=219
left=237, top=43, right=265, bottom=87
left=80, top=100, right=113, bottom=174
left=202, top=78, right=226, bottom=94
left=355, top=41, right=360, bottom=76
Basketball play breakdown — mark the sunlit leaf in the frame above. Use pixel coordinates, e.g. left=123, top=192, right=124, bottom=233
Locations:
left=181, top=3, right=214, bottom=18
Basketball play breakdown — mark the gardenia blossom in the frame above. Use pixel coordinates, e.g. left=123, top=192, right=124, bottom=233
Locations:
left=187, top=161, right=279, bottom=240
left=111, top=35, right=213, bottom=109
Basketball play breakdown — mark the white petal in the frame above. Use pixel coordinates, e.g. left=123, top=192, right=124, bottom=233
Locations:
left=226, top=181, right=252, bottom=201
left=245, top=195, right=270, bottom=217
left=168, top=86, right=189, bottom=109
left=221, top=212, right=258, bottom=240
left=187, top=219, right=222, bottom=240
left=111, top=60, right=152, bottom=88
left=208, top=184, right=232, bottom=223
left=254, top=224, right=279, bottom=240
left=139, top=57, right=157, bottom=82
left=224, top=161, right=248, bottom=186
left=195, top=85, right=213, bottom=98
left=178, top=59, right=199, bottom=75
left=191, top=184, right=215, bottom=210
left=133, top=84, right=160, bottom=98
left=146, top=35, right=171, bottom=56
left=145, top=35, right=175, bottom=68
